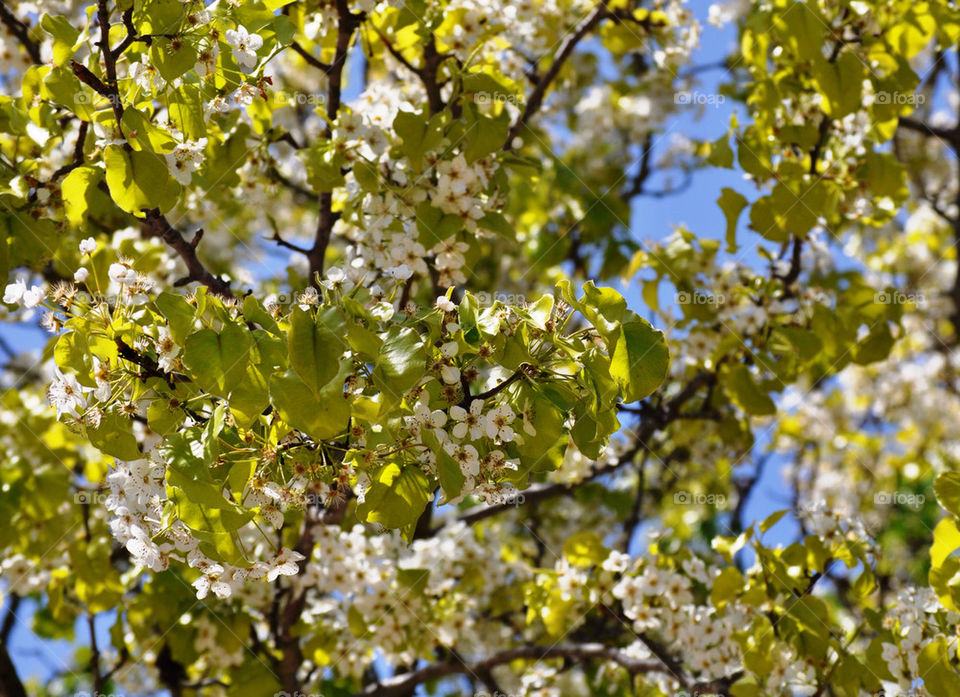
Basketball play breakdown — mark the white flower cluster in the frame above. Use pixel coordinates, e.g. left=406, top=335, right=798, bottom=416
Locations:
left=293, top=521, right=521, bottom=674
left=399, top=392, right=533, bottom=502
left=612, top=561, right=743, bottom=684
left=103, top=458, right=304, bottom=599
left=797, top=499, right=874, bottom=546
left=879, top=587, right=956, bottom=694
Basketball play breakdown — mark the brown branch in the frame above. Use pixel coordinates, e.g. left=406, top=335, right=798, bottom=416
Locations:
left=142, top=210, right=233, bottom=298
left=269, top=230, right=310, bottom=255
left=290, top=40, right=332, bottom=73
left=112, top=7, right=147, bottom=57
left=115, top=338, right=187, bottom=386
left=88, top=614, right=103, bottom=696
left=267, top=165, right=314, bottom=201
left=95, top=0, right=125, bottom=136
left=0, top=3, right=41, bottom=65
left=472, top=369, right=524, bottom=400
left=447, top=370, right=718, bottom=529
left=155, top=643, right=186, bottom=697
left=355, top=643, right=666, bottom=697
left=621, top=133, right=655, bottom=200
left=503, top=1, right=610, bottom=149
left=777, top=234, right=804, bottom=298
left=276, top=517, right=323, bottom=694
left=70, top=60, right=112, bottom=97
left=897, top=116, right=959, bottom=144
left=0, top=593, right=25, bottom=697
left=50, top=121, right=88, bottom=181
left=308, top=2, right=363, bottom=285
left=0, top=594, right=19, bottom=644
left=373, top=26, right=445, bottom=115
left=0, top=644, right=27, bottom=697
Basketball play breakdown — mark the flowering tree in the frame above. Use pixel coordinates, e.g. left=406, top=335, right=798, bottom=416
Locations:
left=2, top=0, right=960, bottom=695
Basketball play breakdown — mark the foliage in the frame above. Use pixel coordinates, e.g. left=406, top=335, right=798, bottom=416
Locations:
left=0, top=0, right=959, bottom=696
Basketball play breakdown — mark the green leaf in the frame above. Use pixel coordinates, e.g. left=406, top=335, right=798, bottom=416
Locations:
left=61, top=166, right=102, bottom=229
left=935, top=472, right=960, bottom=517
left=932, top=517, right=960, bottom=568
left=918, top=637, right=960, bottom=696
left=147, top=398, right=185, bottom=436
left=717, top=187, right=747, bottom=253
left=463, top=104, right=509, bottom=162
left=287, top=307, right=343, bottom=396
left=228, top=363, right=270, bottom=428
left=167, top=84, right=207, bottom=140
left=814, top=51, right=864, bottom=119
left=558, top=281, right=669, bottom=401
left=610, top=318, right=670, bottom=402
left=242, top=295, right=280, bottom=336
left=723, top=365, right=776, bottom=416
left=852, top=323, right=894, bottom=364
left=103, top=146, right=180, bottom=216
left=182, top=324, right=253, bottom=398
left=121, top=108, right=177, bottom=153
left=226, top=658, right=282, bottom=697
left=372, top=326, right=427, bottom=407
left=150, top=37, right=197, bottom=83
left=270, top=369, right=350, bottom=441
left=707, top=132, right=735, bottom=168
left=777, top=326, right=822, bottom=362
left=422, top=429, right=464, bottom=502
left=40, top=13, right=80, bottom=65
left=41, top=64, right=96, bottom=120
left=773, top=1, right=824, bottom=61
left=356, top=463, right=430, bottom=536
left=86, top=412, right=141, bottom=460
left=54, top=330, right=95, bottom=386
left=393, top=109, right=443, bottom=169
left=563, top=532, right=609, bottom=567
left=710, top=566, right=744, bottom=608
left=155, top=292, right=196, bottom=346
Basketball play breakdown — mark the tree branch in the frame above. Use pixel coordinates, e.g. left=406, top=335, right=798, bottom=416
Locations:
left=95, top=0, right=125, bottom=136
left=472, top=368, right=525, bottom=401
left=88, top=614, right=103, bottom=696
left=50, top=121, right=88, bottom=181
left=0, top=3, right=41, bottom=65
left=290, top=40, right=332, bottom=72
left=142, top=210, right=233, bottom=299
left=0, top=593, right=26, bottom=697
left=308, top=2, right=363, bottom=285
left=355, top=643, right=666, bottom=697
left=447, top=370, right=718, bottom=529
left=503, top=1, right=610, bottom=149
left=0, top=594, right=19, bottom=644
left=622, top=133, right=655, bottom=200
left=373, top=26, right=446, bottom=115
left=897, top=116, right=959, bottom=144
